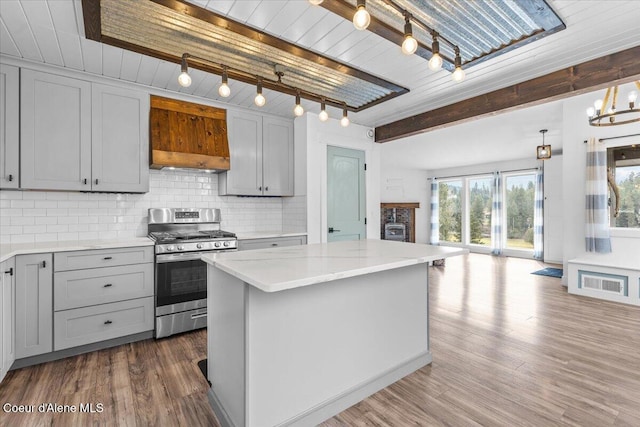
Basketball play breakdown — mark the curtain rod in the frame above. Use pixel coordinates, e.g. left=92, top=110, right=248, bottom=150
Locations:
left=583, top=133, right=640, bottom=143
left=433, top=167, right=538, bottom=180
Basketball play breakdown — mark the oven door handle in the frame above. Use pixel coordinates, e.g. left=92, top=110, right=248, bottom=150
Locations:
left=156, top=252, right=209, bottom=263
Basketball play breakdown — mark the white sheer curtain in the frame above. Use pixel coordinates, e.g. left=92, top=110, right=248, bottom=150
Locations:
left=490, top=172, right=503, bottom=255
left=533, top=167, right=544, bottom=259
left=429, top=178, right=439, bottom=245
left=585, top=137, right=612, bottom=253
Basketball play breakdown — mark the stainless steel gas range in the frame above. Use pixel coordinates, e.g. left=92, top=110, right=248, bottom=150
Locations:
left=148, top=208, right=237, bottom=338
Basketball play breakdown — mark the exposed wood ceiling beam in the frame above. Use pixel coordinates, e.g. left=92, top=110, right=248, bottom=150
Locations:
left=375, top=45, right=640, bottom=143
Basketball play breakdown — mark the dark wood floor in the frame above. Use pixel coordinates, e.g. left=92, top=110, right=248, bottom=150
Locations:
left=1, top=253, right=639, bottom=426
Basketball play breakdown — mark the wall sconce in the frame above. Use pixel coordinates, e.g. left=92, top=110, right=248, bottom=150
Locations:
left=536, top=129, right=551, bottom=160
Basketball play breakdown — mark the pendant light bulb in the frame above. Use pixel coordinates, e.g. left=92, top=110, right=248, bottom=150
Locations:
left=218, top=69, right=230, bottom=97
left=401, top=18, right=417, bottom=55
left=451, top=48, right=465, bottom=82
left=319, top=101, right=329, bottom=122
left=308, top=0, right=324, bottom=5
left=178, top=55, right=192, bottom=87
left=428, top=35, right=442, bottom=71
left=341, top=106, right=350, bottom=127
left=294, top=92, right=304, bottom=117
left=353, top=0, right=370, bottom=31
left=628, top=90, right=638, bottom=108
left=178, top=71, right=192, bottom=87
left=452, top=67, right=465, bottom=82
left=586, top=107, right=595, bottom=117
left=428, top=54, right=442, bottom=71
left=254, top=79, right=265, bottom=107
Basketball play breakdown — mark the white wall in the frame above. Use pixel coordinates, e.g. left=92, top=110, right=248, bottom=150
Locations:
left=297, top=114, right=381, bottom=244
left=561, top=88, right=640, bottom=283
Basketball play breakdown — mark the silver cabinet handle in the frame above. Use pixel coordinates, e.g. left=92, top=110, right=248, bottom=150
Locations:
left=95, top=178, right=99, bottom=185
left=103, top=283, right=113, bottom=288
left=83, top=178, right=88, bottom=185
left=104, top=320, right=113, bottom=325
left=328, top=227, right=341, bottom=233
left=41, top=260, right=47, bottom=268
left=3, top=268, right=13, bottom=276
left=8, top=174, right=13, bottom=182
left=103, top=256, right=113, bottom=260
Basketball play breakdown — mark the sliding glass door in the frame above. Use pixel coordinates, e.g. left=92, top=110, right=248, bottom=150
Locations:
left=468, top=177, right=492, bottom=247
left=438, top=180, right=462, bottom=243
left=503, top=173, right=536, bottom=251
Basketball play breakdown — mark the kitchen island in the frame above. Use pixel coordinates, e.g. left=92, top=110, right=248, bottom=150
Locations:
left=202, top=240, right=466, bottom=427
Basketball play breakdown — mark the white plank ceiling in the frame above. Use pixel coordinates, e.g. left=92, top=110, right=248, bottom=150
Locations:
left=1, top=0, right=639, bottom=130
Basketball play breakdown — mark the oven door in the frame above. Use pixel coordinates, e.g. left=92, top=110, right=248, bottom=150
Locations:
left=155, top=252, right=209, bottom=315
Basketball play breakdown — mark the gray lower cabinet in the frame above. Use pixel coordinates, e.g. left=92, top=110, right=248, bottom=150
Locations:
left=53, top=246, right=154, bottom=351
left=15, top=254, right=53, bottom=359
left=1, top=257, right=16, bottom=383
left=238, top=235, right=307, bottom=251
left=54, top=297, right=154, bottom=351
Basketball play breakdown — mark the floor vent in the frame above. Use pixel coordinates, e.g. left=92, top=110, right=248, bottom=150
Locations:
left=580, top=273, right=626, bottom=295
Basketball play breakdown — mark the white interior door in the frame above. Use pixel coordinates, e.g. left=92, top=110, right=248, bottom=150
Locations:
left=327, top=146, right=366, bottom=242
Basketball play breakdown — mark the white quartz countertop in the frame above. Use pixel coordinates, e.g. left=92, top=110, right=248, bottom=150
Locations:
left=0, top=237, right=154, bottom=263
left=202, top=239, right=467, bottom=293
left=569, top=253, right=640, bottom=271
left=235, top=231, right=307, bottom=240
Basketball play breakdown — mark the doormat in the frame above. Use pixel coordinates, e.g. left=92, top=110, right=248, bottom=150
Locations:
left=197, top=359, right=210, bottom=386
left=531, top=268, right=563, bottom=278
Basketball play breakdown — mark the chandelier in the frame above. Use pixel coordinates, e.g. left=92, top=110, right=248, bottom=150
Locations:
left=586, top=81, right=639, bottom=126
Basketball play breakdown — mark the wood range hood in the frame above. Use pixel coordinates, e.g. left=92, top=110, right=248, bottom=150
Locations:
left=149, top=96, right=230, bottom=172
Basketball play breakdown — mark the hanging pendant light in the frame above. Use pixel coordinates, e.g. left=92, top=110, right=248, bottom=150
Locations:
left=428, top=33, right=443, bottom=71
left=536, top=129, right=551, bottom=160
left=294, top=91, right=304, bottom=117
left=218, top=67, right=231, bottom=97
left=341, top=105, right=350, bottom=127
left=177, top=54, right=192, bottom=87
left=353, top=0, right=371, bottom=31
left=319, top=100, right=329, bottom=122
left=308, top=0, right=324, bottom=5
left=451, top=48, right=465, bottom=82
left=254, top=78, right=266, bottom=107
left=401, top=15, right=417, bottom=55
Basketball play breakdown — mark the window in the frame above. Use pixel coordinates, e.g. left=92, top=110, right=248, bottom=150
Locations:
left=468, top=177, right=492, bottom=246
left=607, top=145, right=640, bottom=229
left=438, top=180, right=462, bottom=243
left=503, top=173, right=536, bottom=250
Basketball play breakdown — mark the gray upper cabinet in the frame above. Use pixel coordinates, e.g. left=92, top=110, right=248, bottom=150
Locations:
left=20, top=69, right=149, bottom=193
left=92, top=84, right=149, bottom=193
left=15, top=253, right=53, bottom=359
left=219, top=111, right=293, bottom=196
left=20, top=69, right=92, bottom=191
left=263, top=116, right=294, bottom=196
left=0, top=64, right=19, bottom=189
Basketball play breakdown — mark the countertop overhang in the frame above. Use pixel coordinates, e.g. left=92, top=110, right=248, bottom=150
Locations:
left=202, top=239, right=467, bottom=292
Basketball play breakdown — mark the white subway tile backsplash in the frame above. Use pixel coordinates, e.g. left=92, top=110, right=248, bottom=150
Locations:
left=0, top=170, right=306, bottom=244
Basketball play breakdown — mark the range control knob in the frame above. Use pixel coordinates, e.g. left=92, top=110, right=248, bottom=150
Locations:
left=223, top=241, right=230, bottom=247
left=177, top=245, right=184, bottom=251
left=214, top=242, right=221, bottom=248
left=196, top=243, right=203, bottom=249
left=167, top=246, right=175, bottom=252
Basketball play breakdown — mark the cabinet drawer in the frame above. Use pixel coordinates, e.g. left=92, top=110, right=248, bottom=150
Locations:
left=54, top=264, right=154, bottom=310
left=54, top=297, right=154, bottom=351
left=54, top=246, right=153, bottom=271
left=238, top=236, right=307, bottom=251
